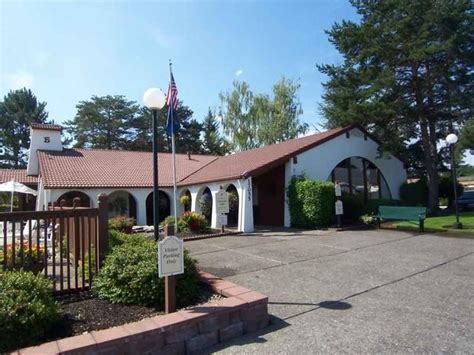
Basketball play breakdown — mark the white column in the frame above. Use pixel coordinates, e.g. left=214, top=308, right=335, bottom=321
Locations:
left=189, top=187, right=200, bottom=212
left=134, top=190, right=149, bottom=226
left=237, top=178, right=254, bottom=233
left=209, top=184, right=220, bottom=229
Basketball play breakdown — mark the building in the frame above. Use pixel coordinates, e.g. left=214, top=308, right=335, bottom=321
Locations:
left=0, top=123, right=407, bottom=232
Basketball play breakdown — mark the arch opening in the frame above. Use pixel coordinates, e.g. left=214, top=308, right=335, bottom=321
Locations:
left=180, top=189, right=192, bottom=213
left=57, top=191, right=91, bottom=207
left=146, top=191, right=171, bottom=226
left=225, top=184, right=239, bottom=227
left=329, top=157, right=391, bottom=202
left=196, top=187, right=212, bottom=226
left=108, top=190, right=137, bottom=221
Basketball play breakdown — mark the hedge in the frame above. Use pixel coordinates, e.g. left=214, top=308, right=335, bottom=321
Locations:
left=287, top=177, right=335, bottom=228
left=0, top=270, right=61, bottom=352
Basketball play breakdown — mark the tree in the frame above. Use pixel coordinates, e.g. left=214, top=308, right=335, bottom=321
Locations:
left=66, top=95, right=140, bottom=150
left=258, top=78, right=307, bottom=145
left=219, top=78, right=308, bottom=151
left=201, top=108, right=230, bottom=155
left=219, top=81, right=258, bottom=151
left=126, top=101, right=203, bottom=154
left=0, top=89, right=49, bottom=168
left=458, top=119, right=474, bottom=153
left=318, top=0, right=473, bottom=211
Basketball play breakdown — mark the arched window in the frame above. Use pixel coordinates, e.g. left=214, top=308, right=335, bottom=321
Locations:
left=329, top=157, right=391, bottom=201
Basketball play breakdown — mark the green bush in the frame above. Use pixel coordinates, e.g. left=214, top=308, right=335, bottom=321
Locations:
left=287, top=177, right=335, bottom=228
left=400, top=177, right=463, bottom=207
left=0, top=270, right=61, bottom=352
left=108, top=216, right=135, bottom=233
left=0, top=242, right=45, bottom=274
left=438, top=176, right=464, bottom=206
left=93, top=235, right=199, bottom=307
left=399, top=180, right=429, bottom=206
left=179, top=211, right=209, bottom=233
left=161, top=215, right=181, bottom=232
left=108, top=229, right=149, bottom=250
left=340, top=193, right=365, bottom=221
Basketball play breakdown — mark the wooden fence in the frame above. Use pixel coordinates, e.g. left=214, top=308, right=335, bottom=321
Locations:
left=0, top=194, right=108, bottom=294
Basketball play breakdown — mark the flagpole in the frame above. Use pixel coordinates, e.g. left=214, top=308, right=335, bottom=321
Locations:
left=169, top=61, right=179, bottom=234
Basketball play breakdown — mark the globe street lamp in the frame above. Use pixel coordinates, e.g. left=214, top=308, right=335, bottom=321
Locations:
left=446, top=133, right=462, bottom=229
left=143, top=88, right=166, bottom=240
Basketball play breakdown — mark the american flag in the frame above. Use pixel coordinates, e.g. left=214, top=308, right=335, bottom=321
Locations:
left=166, top=69, right=179, bottom=135
left=166, top=71, right=178, bottom=110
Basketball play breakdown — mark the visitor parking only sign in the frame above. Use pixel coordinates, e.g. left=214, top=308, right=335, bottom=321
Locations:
left=158, top=236, right=184, bottom=278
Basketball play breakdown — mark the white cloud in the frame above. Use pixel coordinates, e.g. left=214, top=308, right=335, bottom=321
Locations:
left=2, top=71, right=34, bottom=90
left=235, top=69, right=243, bottom=77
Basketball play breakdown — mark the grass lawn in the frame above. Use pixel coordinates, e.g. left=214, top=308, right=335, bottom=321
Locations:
left=394, top=211, right=474, bottom=236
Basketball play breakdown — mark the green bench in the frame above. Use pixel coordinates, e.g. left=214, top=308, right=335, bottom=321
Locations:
left=376, top=206, right=427, bottom=232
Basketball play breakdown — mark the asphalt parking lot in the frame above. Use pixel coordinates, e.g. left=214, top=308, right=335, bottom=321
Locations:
left=185, top=228, right=474, bottom=353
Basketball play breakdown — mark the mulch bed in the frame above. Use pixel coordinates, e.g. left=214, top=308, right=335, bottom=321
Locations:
left=45, top=283, right=222, bottom=342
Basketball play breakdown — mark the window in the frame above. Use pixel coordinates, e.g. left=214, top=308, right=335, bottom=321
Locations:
left=329, top=157, right=391, bottom=202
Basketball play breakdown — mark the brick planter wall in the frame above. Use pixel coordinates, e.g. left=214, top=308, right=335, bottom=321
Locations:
left=17, top=272, right=269, bottom=354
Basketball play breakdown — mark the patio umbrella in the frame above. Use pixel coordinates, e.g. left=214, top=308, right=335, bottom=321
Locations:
left=0, top=179, right=37, bottom=212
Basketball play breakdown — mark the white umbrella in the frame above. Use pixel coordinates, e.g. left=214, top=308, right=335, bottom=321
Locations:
left=0, top=179, right=37, bottom=212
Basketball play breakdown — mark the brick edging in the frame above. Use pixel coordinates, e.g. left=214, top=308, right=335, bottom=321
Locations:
left=16, top=271, right=269, bottom=354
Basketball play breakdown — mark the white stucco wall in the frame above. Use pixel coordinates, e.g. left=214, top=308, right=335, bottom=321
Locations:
left=27, top=128, right=62, bottom=175
left=44, top=187, right=175, bottom=226
left=284, top=128, right=407, bottom=227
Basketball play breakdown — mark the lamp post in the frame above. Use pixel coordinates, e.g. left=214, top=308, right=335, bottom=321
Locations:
left=143, top=88, right=166, bottom=240
left=446, top=133, right=462, bottom=229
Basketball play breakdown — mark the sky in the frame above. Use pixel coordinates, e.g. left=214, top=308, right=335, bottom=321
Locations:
left=0, top=0, right=358, bottom=129
left=0, top=0, right=472, bottom=164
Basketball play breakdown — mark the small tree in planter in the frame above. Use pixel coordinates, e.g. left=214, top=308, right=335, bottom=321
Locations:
left=180, top=194, right=191, bottom=212
left=199, top=193, right=212, bottom=222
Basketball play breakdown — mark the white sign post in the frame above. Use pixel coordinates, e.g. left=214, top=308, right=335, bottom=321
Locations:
left=335, top=200, right=344, bottom=215
left=158, top=236, right=184, bottom=278
left=335, top=183, right=342, bottom=197
left=216, top=189, right=229, bottom=232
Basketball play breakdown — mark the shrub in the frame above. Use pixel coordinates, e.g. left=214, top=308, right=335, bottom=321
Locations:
left=179, top=211, right=208, bottom=233
left=93, top=235, right=199, bottom=307
left=0, top=243, right=45, bottom=274
left=108, top=229, right=148, bottom=250
left=399, top=180, right=428, bottom=206
left=179, top=195, right=191, bottom=210
left=340, top=193, right=365, bottom=221
left=199, top=193, right=212, bottom=219
left=108, top=216, right=135, bottom=233
left=438, top=176, right=464, bottom=206
left=161, top=215, right=180, bottom=231
left=0, top=270, right=61, bottom=352
left=287, top=177, right=335, bottom=228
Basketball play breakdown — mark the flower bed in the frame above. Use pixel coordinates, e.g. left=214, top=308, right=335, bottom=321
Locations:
left=19, top=271, right=269, bottom=354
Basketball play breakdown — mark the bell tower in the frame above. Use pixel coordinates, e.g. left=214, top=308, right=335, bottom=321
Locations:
left=27, top=123, right=63, bottom=175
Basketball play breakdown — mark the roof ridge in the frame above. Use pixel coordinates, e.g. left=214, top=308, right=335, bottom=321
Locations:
left=177, top=156, right=221, bottom=183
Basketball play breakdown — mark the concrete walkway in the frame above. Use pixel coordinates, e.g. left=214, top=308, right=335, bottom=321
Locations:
left=185, top=229, right=474, bottom=353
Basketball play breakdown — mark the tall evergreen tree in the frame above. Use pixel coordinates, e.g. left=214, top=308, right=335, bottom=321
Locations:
left=318, top=0, right=473, bottom=211
left=0, top=88, right=49, bottom=168
left=66, top=95, right=140, bottom=150
left=201, top=108, right=230, bottom=155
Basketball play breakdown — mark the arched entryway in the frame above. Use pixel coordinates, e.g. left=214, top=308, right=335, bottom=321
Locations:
left=57, top=191, right=91, bottom=207
left=225, top=184, right=239, bottom=227
left=329, top=157, right=392, bottom=202
left=146, top=191, right=171, bottom=225
left=196, top=187, right=212, bottom=226
left=108, top=190, right=137, bottom=221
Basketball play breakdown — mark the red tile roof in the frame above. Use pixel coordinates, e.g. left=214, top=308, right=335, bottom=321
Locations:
left=37, top=149, right=218, bottom=188
left=0, top=169, right=38, bottom=185
left=36, top=126, right=354, bottom=189
left=31, top=123, right=63, bottom=131
left=179, top=126, right=350, bottom=186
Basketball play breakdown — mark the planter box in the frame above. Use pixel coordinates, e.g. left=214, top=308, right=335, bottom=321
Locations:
left=16, top=271, right=269, bottom=354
